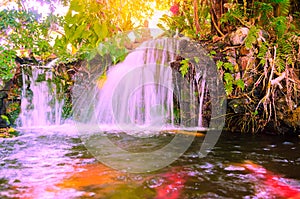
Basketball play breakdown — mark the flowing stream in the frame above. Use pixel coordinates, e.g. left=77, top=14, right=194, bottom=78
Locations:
left=0, top=131, right=299, bottom=198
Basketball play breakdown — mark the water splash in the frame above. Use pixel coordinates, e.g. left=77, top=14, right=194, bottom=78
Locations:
left=18, top=59, right=64, bottom=128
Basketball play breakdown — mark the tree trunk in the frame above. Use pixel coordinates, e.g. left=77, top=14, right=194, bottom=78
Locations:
left=210, top=0, right=228, bottom=36
left=193, top=0, right=201, bottom=35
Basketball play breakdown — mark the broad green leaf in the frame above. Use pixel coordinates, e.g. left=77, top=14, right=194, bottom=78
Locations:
left=71, top=23, right=86, bottom=42
left=93, top=23, right=103, bottom=38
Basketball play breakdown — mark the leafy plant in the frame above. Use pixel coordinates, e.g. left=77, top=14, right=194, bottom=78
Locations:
left=158, top=0, right=211, bottom=39
left=0, top=115, right=10, bottom=126
left=245, top=26, right=259, bottom=49
left=179, top=59, right=190, bottom=77
left=217, top=61, right=245, bottom=95
left=0, top=9, right=59, bottom=88
left=0, top=47, right=16, bottom=88
left=218, top=0, right=300, bottom=132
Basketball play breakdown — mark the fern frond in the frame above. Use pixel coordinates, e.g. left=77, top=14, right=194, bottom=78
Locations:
left=254, top=2, right=273, bottom=22
left=275, top=57, right=286, bottom=72
left=258, top=42, right=269, bottom=66
left=271, top=16, right=288, bottom=38
left=272, top=0, right=290, bottom=16
left=279, top=0, right=290, bottom=15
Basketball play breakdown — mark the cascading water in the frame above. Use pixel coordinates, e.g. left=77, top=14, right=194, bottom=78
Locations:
left=73, top=38, right=209, bottom=132
left=18, top=60, right=64, bottom=128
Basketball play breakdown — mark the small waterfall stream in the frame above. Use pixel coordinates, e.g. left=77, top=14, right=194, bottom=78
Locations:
left=17, top=37, right=212, bottom=133
left=18, top=60, right=64, bottom=128
left=73, top=38, right=208, bottom=132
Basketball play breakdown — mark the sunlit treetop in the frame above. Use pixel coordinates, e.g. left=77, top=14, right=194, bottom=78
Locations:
left=58, top=0, right=174, bottom=60
left=0, top=0, right=175, bottom=77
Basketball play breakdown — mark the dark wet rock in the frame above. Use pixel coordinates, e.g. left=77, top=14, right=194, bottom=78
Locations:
left=170, top=55, right=196, bottom=82
left=228, top=98, right=249, bottom=114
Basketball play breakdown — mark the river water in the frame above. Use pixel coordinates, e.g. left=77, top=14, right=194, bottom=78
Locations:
left=0, top=128, right=299, bottom=199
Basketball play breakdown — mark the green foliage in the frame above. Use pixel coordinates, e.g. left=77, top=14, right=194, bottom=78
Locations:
left=220, top=0, right=299, bottom=74
left=63, top=0, right=112, bottom=53
left=0, top=47, right=16, bottom=86
left=275, top=33, right=298, bottom=72
left=257, top=42, right=269, bottom=66
left=271, top=16, right=288, bottom=38
left=235, top=79, right=245, bottom=91
left=219, top=0, right=300, bottom=132
left=209, top=50, right=217, bottom=56
left=6, top=101, right=20, bottom=125
left=216, top=61, right=223, bottom=69
left=62, top=97, right=72, bottom=119
left=272, top=0, right=290, bottom=16
left=217, top=61, right=245, bottom=95
left=221, top=4, right=244, bottom=26
left=95, top=31, right=133, bottom=64
left=158, top=0, right=211, bottom=39
left=58, top=0, right=161, bottom=62
left=224, top=72, right=234, bottom=95
left=245, top=26, right=259, bottom=49
left=223, top=62, right=234, bottom=72
left=0, top=9, right=58, bottom=87
left=253, top=2, right=274, bottom=23
left=0, top=9, right=54, bottom=57
left=1, top=115, right=10, bottom=125
left=221, top=0, right=291, bottom=36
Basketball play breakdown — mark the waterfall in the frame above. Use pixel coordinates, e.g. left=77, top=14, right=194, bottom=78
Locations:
left=18, top=60, right=64, bottom=128
left=73, top=38, right=208, bottom=132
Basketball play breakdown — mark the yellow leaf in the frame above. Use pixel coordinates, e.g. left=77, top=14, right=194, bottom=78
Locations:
left=71, top=44, right=78, bottom=55
left=96, top=74, right=107, bottom=89
left=8, top=127, right=16, bottom=133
